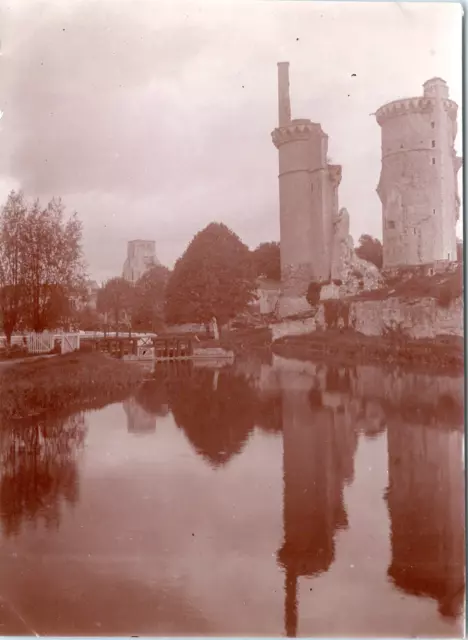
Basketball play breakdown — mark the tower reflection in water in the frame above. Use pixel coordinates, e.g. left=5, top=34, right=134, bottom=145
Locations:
left=125, top=367, right=171, bottom=434
left=386, top=387, right=465, bottom=619
left=265, top=360, right=464, bottom=636
left=146, top=359, right=465, bottom=634
left=275, top=365, right=359, bottom=637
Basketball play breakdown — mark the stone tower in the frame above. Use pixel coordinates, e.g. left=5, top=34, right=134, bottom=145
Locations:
left=122, top=239, right=160, bottom=283
left=272, top=62, right=342, bottom=317
left=376, top=78, right=462, bottom=269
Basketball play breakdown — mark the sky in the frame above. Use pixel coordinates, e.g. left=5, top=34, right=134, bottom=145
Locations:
left=0, top=0, right=463, bottom=282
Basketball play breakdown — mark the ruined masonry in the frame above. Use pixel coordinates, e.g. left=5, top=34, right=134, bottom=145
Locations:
left=271, top=62, right=381, bottom=317
left=376, top=78, right=462, bottom=269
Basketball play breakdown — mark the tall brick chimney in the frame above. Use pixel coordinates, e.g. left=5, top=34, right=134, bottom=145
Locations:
left=278, top=62, right=291, bottom=127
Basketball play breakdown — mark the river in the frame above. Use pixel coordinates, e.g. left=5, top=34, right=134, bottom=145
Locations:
left=0, top=355, right=464, bottom=637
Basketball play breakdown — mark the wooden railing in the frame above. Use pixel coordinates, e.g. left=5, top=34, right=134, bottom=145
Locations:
left=85, top=335, right=194, bottom=361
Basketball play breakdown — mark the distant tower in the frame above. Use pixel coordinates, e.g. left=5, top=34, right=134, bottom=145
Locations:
left=272, top=63, right=342, bottom=317
left=122, top=239, right=160, bottom=283
left=375, top=78, right=462, bottom=269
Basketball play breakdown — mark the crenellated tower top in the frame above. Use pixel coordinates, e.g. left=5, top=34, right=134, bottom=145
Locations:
left=271, top=119, right=327, bottom=148
left=375, top=78, right=458, bottom=126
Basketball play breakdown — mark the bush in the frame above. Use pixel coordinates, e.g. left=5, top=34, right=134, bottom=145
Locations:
left=79, top=341, right=94, bottom=353
left=323, top=300, right=350, bottom=330
left=382, top=320, right=408, bottom=342
left=307, top=281, right=323, bottom=306
left=437, top=283, right=454, bottom=308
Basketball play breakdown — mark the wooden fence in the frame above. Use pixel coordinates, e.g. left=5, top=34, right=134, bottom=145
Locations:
left=59, top=333, right=80, bottom=354
left=27, top=333, right=56, bottom=354
left=0, top=332, right=80, bottom=354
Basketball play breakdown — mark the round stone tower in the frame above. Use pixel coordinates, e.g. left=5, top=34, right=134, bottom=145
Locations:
left=375, top=78, right=462, bottom=269
left=272, top=62, right=341, bottom=317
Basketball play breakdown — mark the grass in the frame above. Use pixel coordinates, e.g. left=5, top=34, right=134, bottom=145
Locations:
left=272, top=329, right=464, bottom=372
left=0, top=351, right=146, bottom=420
left=0, top=350, right=41, bottom=362
left=219, top=326, right=273, bottom=353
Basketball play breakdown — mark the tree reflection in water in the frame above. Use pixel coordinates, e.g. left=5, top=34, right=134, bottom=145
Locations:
left=166, top=366, right=258, bottom=468
left=0, top=413, right=86, bottom=537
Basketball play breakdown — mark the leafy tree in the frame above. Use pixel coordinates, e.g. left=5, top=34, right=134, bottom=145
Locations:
left=20, top=197, right=86, bottom=332
left=0, top=191, right=28, bottom=344
left=132, top=264, right=170, bottom=332
left=97, top=277, right=134, bottom=336
left=73, top=305, right=101, bottom=331
left=252, top=241, right=281, bottom=281
left=355, top=234, right=383, bottom=269
left=165, top=222, right=256, bottom=327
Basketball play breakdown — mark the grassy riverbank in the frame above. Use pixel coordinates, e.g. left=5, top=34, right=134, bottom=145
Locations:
left=272, top=329, right=464, bottom=372
left=219, top=327, right=273, bottom=353
left=0, top=352, right=145, bottom=420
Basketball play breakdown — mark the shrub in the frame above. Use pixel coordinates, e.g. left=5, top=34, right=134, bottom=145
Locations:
left=323, top=300, right=350, bottom=330
left=306, top=281, right=323, bottom=306
left=437, top=283, right=454, bottom=308
left=382, top=320, right=408, bottom=342
left=79, top=341, right=94, bottom=353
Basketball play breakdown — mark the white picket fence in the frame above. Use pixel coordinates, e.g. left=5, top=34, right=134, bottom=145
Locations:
left=59, top=333, right=80, bottom=354
left=79, top=331, right=157, bottom=341
left=27, top=332, right=56, bottom=354
left=0, top=332, right=81, bottom=355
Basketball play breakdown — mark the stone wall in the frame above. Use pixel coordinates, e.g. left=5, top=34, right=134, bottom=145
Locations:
left=271, top=307, right=324, bottom=341
left=349, top=296, right=463, bottom=339
left=270, top=296, right=463, bottom=341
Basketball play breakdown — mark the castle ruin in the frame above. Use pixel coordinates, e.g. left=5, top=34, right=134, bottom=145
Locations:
left=271, top=62, right=343, bottom=317
left=376, top=77, right=462, bottom=269
left=271, top=62, right=383, bottom=317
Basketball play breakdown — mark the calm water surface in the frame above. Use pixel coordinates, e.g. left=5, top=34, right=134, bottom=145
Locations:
left=0, top=355, right=465, bottom=637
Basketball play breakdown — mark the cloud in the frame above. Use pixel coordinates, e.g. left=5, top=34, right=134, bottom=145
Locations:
left=0, top=1, right=462, bottom=278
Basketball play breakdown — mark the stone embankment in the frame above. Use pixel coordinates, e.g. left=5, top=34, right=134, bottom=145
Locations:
left=271, top=296, right=463, bottom=342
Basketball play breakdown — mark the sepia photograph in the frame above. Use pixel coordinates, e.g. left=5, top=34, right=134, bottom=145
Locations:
left=0, top=0, right=465, bottom=637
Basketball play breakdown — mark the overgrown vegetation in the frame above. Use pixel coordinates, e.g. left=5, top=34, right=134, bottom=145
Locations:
left=306, top=281, right=323, bottom=306
left=351, top=263, right=463, bottom=306
left=355, top=234, right=383, bottom=269
left=219, top=326, right=272, bottom=354
left=0, top=352, right=145, bottom=420
left=323, top=299, right=350, bottom=330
